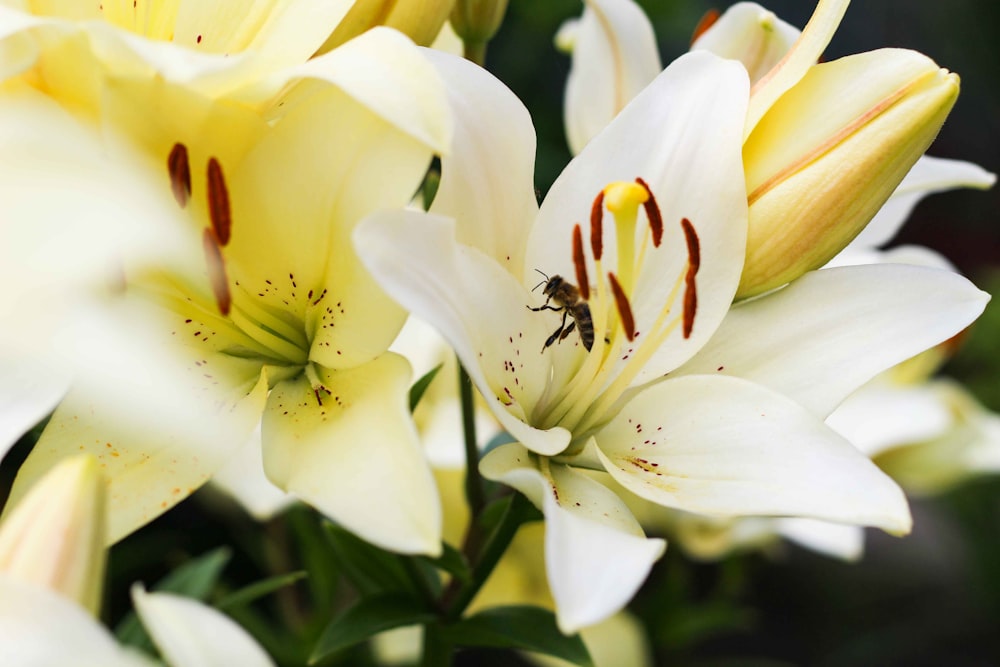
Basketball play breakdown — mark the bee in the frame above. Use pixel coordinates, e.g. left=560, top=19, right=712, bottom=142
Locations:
left=528, top=271, right=594, bottom=352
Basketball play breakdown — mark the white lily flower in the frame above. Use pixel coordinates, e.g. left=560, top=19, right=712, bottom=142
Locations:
left=355, top=47, right=987, bottom=631
left=1, top=21, right=449, bottom=555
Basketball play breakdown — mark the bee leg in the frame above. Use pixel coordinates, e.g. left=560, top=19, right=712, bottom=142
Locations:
left=528, top=304, right=563, bottom=312
left=543, top=311, right=570, bottom=351
left=558, top=320, right=576, bottom=342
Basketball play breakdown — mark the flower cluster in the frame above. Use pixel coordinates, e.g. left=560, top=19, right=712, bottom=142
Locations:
left=0, top=0, right=994, bottom=664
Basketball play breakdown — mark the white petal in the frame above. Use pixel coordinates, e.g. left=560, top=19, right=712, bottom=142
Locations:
left=262, top=353, right=442, bottom=556
left=529, top=51, right=749, bottom=381
left=356, top=211, right=572, bottom=456
left=826, top=381, right=954, bottom=458
left=132, top=585, right=275, bottom=667
left=846, top=155, right=996, bottom=251
left=480, top=443, right=666, bottom=633
left=677, top=264, right=989, bottom=417
left=422, top=48, right=539, bottom=277
left=0, top=575, right=155, bottom=667
left=0, top=357, right=67, bottom=461
left=595, top=375, right=911, bottom=533
left=776, top=518, right=864, bottom=561
left=211, top=425, right=294, bottom=521
left=563, top=0, right=662, bottom=154
left=691, top=1, right=801, bottom=85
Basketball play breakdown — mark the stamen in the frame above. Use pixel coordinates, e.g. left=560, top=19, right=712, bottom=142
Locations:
left=167, top=143, right=191, bottom=208
left=202, top=229, right=231, bottom=316
left=572, top=224, right=590, bottom=301
left=608, top=272, right=635, bottom=341
left=680, top=218, right=700, bottom=338
left=206, top=157, right=232, bottom=246
left=635, top=177, right=663, bottom=247
left=690, top=8, right=720, bottom=45
left=590, top=190, right=605, bottom=261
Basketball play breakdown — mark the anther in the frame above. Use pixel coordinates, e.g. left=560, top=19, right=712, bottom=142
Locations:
left=680, top=218, right=700, bottom=338
left=206, top=157, right=232, bottom=246
left=202, top=229, right=231, bottom=316
left=635, top=177, right=663, bottom=247
left=608, top=272, right=635, bottom=341
left=690, top=8, right=720, bottom=45
left=167, top=143, right=191, bottom=208
left=572, top=224, right=590, bottom=301
left=590, top=190, right=605, bottom=261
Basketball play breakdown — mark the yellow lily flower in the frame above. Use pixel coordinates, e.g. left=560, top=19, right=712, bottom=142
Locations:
left=0, top=6, right=451, bottom=555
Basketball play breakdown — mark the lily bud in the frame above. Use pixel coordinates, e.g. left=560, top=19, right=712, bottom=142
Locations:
left=0, top=455, right=106, bottom=615
left=737, top=48, right=959, bottom=298
left=450, top=0, right=510, bottom=46
left=317, top=0, right=457, bottom=53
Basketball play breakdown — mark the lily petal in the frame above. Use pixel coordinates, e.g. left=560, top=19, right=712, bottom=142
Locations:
left=480, top=443, right=666, bottom=633
left=422, top=48, right=539, bottom=276
left=691, top=1, right=800, bottom=85
left=776, top=518, right=864, bottom=561
left=211, top=425, right=294, bottom=521
left=677, top=264, right=989, bottom=417
left=132, top=585, right=275, bottom=667
left=0, top=575, right=156, bottom=667
left=847, top=155, right=997, bottom=251
left=562, top=0, right=662, bottom=154
left=262, top=353, right=442, bottom=556
left=528, top=51, right=749, bottom=382
left=595, top=374, right=912, bottom=534
left=356, top=211, right=572, bottom=456
left=0, top=357, right=67, bottom=460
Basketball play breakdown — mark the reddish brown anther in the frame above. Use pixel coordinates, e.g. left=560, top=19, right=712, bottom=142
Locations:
left=202, top=229, right=231, bottom=316
left=167, top=143, right=191, bottom=208
left=608, top=272, right=635, bottom=341
left=690, top=8, right=720, bottom=45
left=680, top=218, right=700, bottom=338
left=635, top=177, right=663, bottom=247
left=206, top=157, right=232, bottom=246
left=572, top=224, right=590, bottom=301
left=590, top=190, right=605, bottom=261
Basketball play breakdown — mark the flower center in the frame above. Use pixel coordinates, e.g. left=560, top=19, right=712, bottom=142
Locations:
left=531, top=178, right=701, bottom=443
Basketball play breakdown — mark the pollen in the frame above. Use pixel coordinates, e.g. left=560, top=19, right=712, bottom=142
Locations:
left=590, top=190, right=605, bottom=261
left=681, top=218, right=701, bottom=338
left=167, top=143, right=191, bottom=208
left=206, top=157, right=232, bottom=246
left=635, top=177, right=663, bottom=247
left=690, top=8, right=721, bottom=44
left=608, top=272, right=636, bottom=341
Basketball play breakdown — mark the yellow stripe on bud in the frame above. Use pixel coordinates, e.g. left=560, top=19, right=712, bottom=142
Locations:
left=318, top=0, right=457, bottom=53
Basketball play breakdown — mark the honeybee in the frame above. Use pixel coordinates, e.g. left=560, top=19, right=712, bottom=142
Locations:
left=528, top=272, right=594, bottom=352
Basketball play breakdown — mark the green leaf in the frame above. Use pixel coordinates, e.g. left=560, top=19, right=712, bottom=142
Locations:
left=444, top=606, right=593, bottom=667
left=420, top=541, right=471, bottom=585
left=216, top=571, right=308, bottom=610
left=115, top=547, right=232, bottom=649
left=309, top=593, right=438, bottom=664
left=409, top=363, right=443, bottom=412
left=323, top=522, right=420, bottom=597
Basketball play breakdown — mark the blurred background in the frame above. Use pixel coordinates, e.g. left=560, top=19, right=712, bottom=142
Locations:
left=490, top=1, right=1000, bottom=665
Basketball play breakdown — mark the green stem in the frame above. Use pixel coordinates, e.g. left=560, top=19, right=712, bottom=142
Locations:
left=420, top=622, right=453, bottom=667
left=463, top=39, right=487, bottom=66
left=458, top=363, right=486, bottom=517
left=444, top=492, right=531, bottom=621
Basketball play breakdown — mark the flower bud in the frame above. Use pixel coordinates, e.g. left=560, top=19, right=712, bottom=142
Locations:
left=0, top=455, right=106, bottom=615
left=737, top=48, right=959, bottom=298
left=317, top=0, right=457, bottom=53
left=450, top=0, right=510, bottom=46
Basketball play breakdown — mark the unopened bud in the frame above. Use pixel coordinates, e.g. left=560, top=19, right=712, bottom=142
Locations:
left=0, top=455, right=106, bottom=615
left=318, top=0, right=457, bottom=53
left=737, top=48, right=959, bottom=298
left=450, top=0, right=510, bottom=46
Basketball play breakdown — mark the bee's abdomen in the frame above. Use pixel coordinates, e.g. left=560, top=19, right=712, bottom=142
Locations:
left=576, top=303, right=594, bottom=351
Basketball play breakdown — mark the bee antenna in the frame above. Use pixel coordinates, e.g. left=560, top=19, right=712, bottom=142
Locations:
left=531, top=268, right=550, bottom=292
